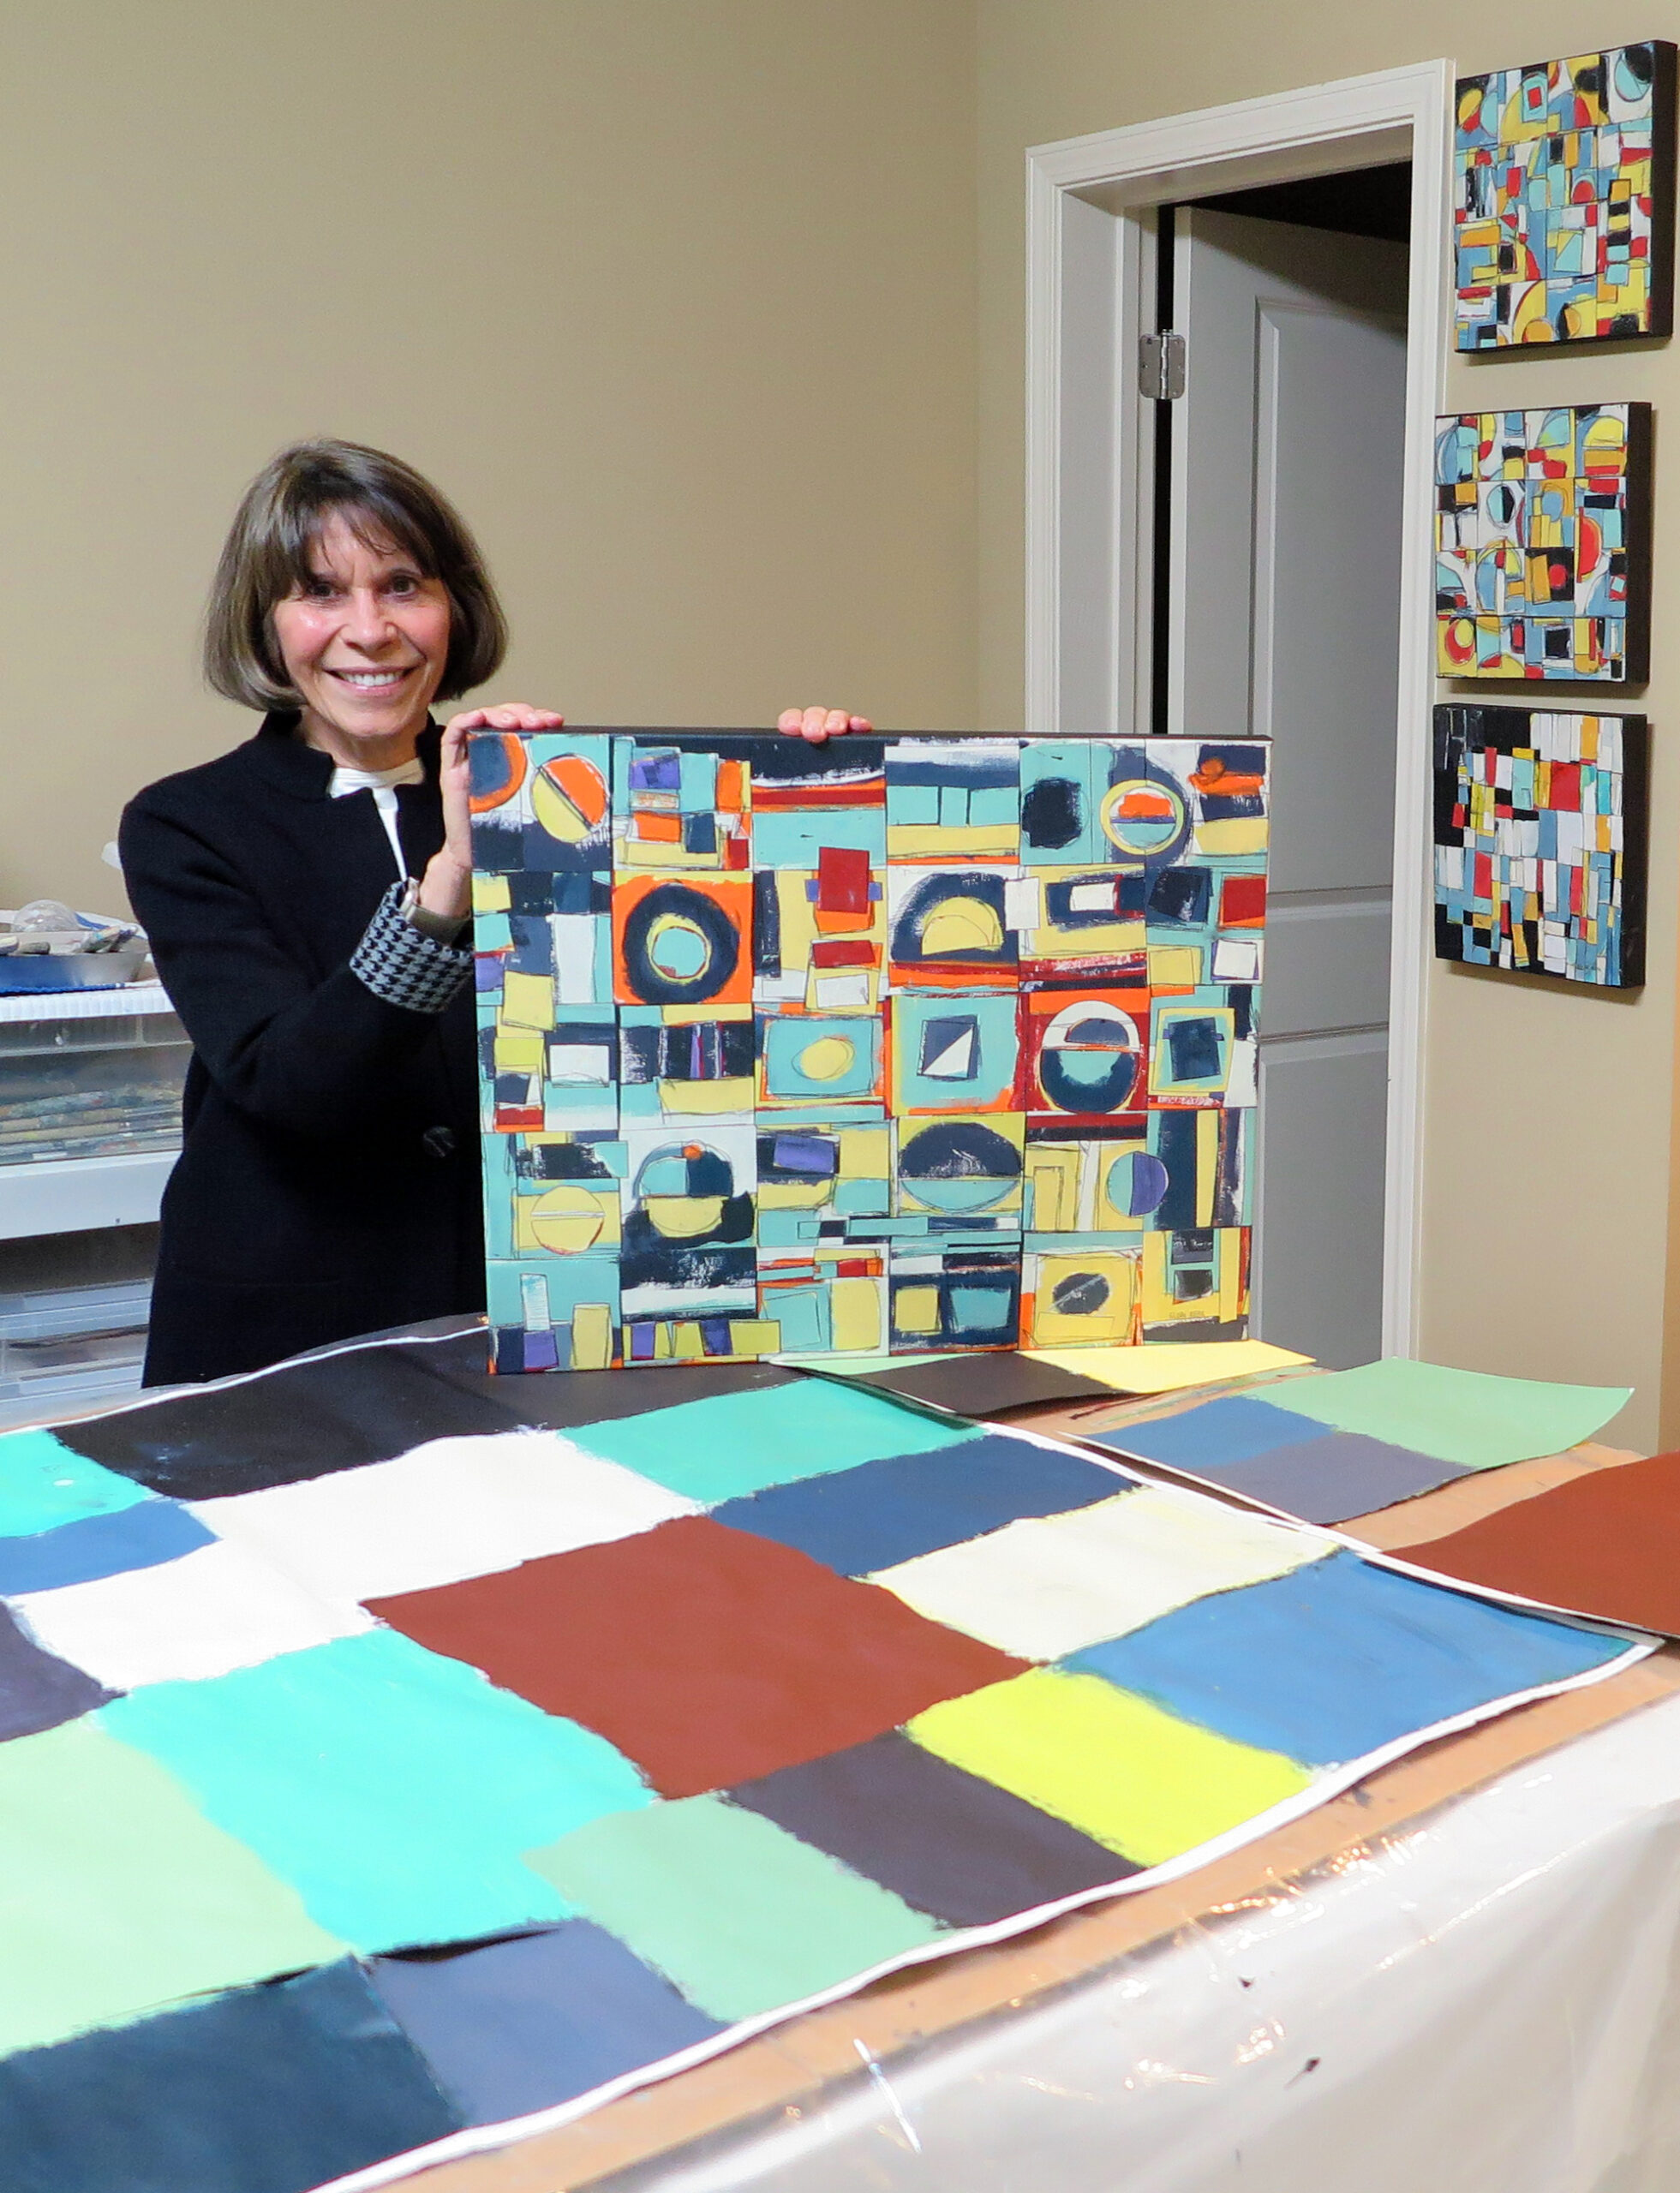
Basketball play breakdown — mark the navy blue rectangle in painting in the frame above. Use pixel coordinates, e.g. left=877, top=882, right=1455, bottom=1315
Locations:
left=0, top=1960, right=459, bottom=2193
left=1065, top=1551, right=1628, bottom=1768
left=0, top=1498, right=213, bottom=1595
left=710, top=1432, right=1131, bottom=1575
left=0, top=1604, right=115, bottom=1740
left=1193, top=1432, right=1472, bottom=1526
left=368, top=1921, right=724, bottom=2127
left=730, top=1728, right=1136, bottom=1927
left=55, top=1348, right=527, bottom=1498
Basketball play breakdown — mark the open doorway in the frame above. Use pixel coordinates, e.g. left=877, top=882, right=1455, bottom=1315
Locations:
left=1025, top=63, right=1450, bottom=1365
left=1161, top=169, right=1411, bottom=1364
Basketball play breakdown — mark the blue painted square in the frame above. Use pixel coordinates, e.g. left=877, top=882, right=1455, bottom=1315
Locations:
left=0, top=1500, right=214, bottom=1595
left=711, top=1431, right=1131, bottom=1575
left=1097, top=1394, right=1336, bottom=1472
left=1066, top=1550, right=1629, bottom=1766
left=368, top=1921, right=724, bottom=2127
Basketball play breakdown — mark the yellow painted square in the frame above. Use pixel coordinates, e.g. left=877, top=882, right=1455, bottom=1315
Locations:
left=727, top=1319, right=781, bottom=1357
left=832, top=1277, right=883, bottom=1353
left=1028, top=1252, right=1137, bottom=1347
left=493, top=1031, right=547, bottom=1077
left=1193, top=818, right=1267, bottom=857
left=472, top=873, right=512, bottom=912
left=1146, top=946, right=1203, bottom=989
left=894, top=1285, right=942, bottom=1335
left=839, top=1126, right=889, bottom=1179
left=658, top=1077, right=755, bottom=1115
left=569, top=1303, right=613, bottom=1371
left=908, top=1668, right=1311, bottom=1868
left=501, top=971, right=557, bottom=1031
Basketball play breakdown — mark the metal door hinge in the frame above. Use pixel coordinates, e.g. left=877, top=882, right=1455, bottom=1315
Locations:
left=1139, top=330, right=1186, bottom=401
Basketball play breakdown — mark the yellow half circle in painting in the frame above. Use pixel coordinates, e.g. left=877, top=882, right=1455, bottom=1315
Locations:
left=922, top=899, right=1003, bottom=955
left=527, top=1184, right=607, bottom=1252
left=533, top=754, right=609, bottom=843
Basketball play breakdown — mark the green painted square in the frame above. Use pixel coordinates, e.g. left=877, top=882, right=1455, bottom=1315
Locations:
left=0, top=1718, right=343, bottom=2056
left=0, top=1429, right=152, bottom=1538
left=527, top=1793, right=943, bottom=2021
left=567, top=1381, right=974, bottom=1504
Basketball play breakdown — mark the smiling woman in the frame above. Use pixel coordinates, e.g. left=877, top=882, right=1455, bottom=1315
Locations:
left=118, top=439, right=869, bottom=1386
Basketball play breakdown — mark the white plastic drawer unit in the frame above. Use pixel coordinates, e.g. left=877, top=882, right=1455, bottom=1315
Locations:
left=0, top=983, right=187, bottom=1239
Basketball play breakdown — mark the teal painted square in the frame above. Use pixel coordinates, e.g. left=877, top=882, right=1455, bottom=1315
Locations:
left=768, top=1285, right=829, bottom=1353
left=99, top=1630, right=652, bottom=1955
left=750, top=810, right=884, bottom=867
left=0, top=1430, right=152, bottom=1539
left=678, top=750, right=717, bottom=809
left=526, top=1793, right=942, bottom=2023
left=1019, top=743, right=1103, bottom=865
left=888, top=784, right=940, bottom=827
left=569, top=1379, right=975, bottom=1503
left=938, top=786, right=967, bottom=828
left=834, top=1178, right=889, bottom=1216
left=487, top=1256, right=619, bottom=1339
left=762, top=1015, right=881, bottom=1102
left=894, top=990, right=1019, bottom=1111
left=969, top=786, right=1018, bottom=827
left=475, top=911, right=513, bottom=953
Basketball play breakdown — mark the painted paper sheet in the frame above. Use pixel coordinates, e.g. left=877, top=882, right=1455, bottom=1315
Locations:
left=0, top=1335, right=1650, bottom=2193
left=1433, top=705, right=1648, bottom=986
left=469, top=732, right=1270, bottom=1373
left=1434, top=404, right=1653, bottom=683
left=1454, top=44, right=1676, bottom=350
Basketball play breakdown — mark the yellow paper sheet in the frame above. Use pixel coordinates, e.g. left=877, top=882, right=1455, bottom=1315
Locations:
left=1022, top=1339, right=1312, bottom=1393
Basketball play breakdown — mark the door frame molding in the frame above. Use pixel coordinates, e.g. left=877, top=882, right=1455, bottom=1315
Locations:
left=1025, top=60, right=1453, bottom=1360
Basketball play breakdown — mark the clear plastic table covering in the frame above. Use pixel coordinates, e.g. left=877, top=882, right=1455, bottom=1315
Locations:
left=611, top=1689, right=1680, bottom=2193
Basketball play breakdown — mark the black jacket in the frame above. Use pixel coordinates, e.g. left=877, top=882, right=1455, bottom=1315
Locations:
left=120, top=713, right=483, bottom=1384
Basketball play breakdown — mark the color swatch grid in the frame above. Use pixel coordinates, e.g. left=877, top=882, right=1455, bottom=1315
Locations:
left=1454, top=43, right=1676, bottom=350
left=1434, top=404, right=1652, bottom=682
left=0, top=1342, right=1641, bottom=2192
left=469, top=732, right=1270, bottom=1377
left=1432, top=705, right=1647, bottom=987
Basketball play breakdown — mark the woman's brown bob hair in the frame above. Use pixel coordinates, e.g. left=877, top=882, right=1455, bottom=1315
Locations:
left=204, top=439, right=508, bottom=711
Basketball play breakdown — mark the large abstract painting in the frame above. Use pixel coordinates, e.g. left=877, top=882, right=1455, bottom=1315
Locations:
left=1435, top=404, right=1653, bottom=682
left=0, top=1337, right=1647, bottom=2191
left=469, top=733, right=1269, bottom=1374
left=1433, top=705, right=1647, bottom=987
left=1454, top=43, right=1676, bottom=349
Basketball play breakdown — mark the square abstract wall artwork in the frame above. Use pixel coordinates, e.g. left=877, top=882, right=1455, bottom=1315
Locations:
left=1433, top=705, right=1647, bottom=987
left=1435, top=404, right=1652, bottom=682
left=1454, top=43, right=1676, bottom=349
left=469, top=733, right=1270, bottom=1372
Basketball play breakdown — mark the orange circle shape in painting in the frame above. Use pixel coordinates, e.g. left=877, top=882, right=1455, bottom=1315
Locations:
left=468, top=731, right=528, bottom=814
left=533, top=753, right=609, bottom=844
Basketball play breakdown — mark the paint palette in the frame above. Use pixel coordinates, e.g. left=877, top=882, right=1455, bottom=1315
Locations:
left=469, top=732, right=1270, bottom=1374
left=0, top=1336, right=1642, bottom=2190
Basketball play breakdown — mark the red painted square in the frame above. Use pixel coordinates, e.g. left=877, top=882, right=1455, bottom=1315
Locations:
left=1218, top=875, right=1267, bottom=929
left=366, top=1515, right=1027, bottom=1799
left=816, top=846, right=870, bottom=914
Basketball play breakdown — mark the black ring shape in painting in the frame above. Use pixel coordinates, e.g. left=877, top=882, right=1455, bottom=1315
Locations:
left=619, top=881, right=742, bottom=1007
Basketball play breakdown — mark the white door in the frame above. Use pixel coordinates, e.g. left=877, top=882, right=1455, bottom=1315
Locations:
left=1169, top=205, right=1408, bottom=1367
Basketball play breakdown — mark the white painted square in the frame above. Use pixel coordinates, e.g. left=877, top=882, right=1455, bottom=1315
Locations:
left=1211, top=937, right=1262, bottom=982
left=10, top=1539, right=373, bottom=1690
left=547, top=1043, right=613, bottom=1085
left=191, top=1432, right=700, bottom=1607
left=869, top=1487, right=1324, bottom=1660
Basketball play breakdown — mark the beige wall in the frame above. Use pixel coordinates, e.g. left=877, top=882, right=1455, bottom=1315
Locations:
left=0, top=0, right=977, bottom=914
left=978, top=2, right=1680, bottom=1448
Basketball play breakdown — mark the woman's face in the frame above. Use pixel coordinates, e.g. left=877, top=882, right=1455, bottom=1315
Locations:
left=271, top=510, right=452, bottom=760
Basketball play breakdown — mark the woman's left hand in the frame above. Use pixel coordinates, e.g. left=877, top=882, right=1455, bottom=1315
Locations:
left=778, top=707, right=873, bottom=744
left=425, top=703, right=565, bottom=917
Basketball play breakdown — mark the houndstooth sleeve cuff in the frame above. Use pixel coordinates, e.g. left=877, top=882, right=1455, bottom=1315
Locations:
left=350, top=882, right=474, bottom=1013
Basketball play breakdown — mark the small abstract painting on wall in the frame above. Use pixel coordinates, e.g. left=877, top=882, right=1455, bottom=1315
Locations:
left=1433, top=705, right=1647, bottom=987
left=1454, top=43, right=1676, bottom=349
left=469, top=732, right=1270, bottom=1371
left=1435, top=404, right=1652, bottom=682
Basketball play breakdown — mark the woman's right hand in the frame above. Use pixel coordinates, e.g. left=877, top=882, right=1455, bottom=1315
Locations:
left=421, top=703, right=565, bottom=919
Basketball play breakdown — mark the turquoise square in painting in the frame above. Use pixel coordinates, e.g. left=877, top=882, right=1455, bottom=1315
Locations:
left=567, top=1378, right=975, bottom=1503
left=99, top=1629, right=652, bottom=1953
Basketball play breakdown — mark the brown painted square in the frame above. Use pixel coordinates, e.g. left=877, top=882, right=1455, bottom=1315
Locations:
left=365, top=1515, right=1028, bottom=1796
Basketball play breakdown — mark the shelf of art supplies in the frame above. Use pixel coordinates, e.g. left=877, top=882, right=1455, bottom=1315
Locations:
left=0, top=979, right=184, bottom=1240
